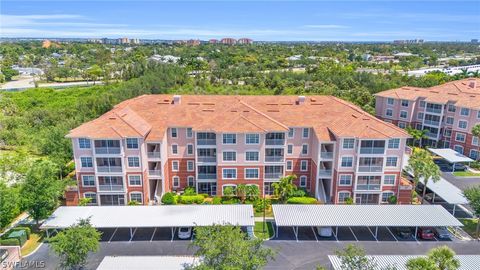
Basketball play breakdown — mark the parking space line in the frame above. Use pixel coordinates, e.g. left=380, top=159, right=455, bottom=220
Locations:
left=333, top=227, right=339, bottom=242
left=349, top=227, right=358, bottom=242
left=150, top=228, right=157, bottom=242
left=129, top=228, right=137, bottom=242
left=433, top=236, right=439, bottom=242
left=311, top=227, right=318, bottom=242
left=367, top=227, right=378, bottom=242
left=108, top=228, right=118, bottom=243
left=386, top=227, right=398, bottom=242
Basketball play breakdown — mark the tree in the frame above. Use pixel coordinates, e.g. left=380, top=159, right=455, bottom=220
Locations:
left=406, top=257, right=437, bottom=270
left=0, top=182, right=21, bottom=229
left=50, top=218, right=101, bottom=269
left=464, top=186, right=480, bottom=240
left=185, top=224, right=276, bottom=270
left=20, top=159, right=64, bottom=224
left=86, top=65, right=103, bottom=85
left=406, top=148, right=441, bottom=203
left=334, top=244, right=377, bottom=270
left=406, top=246, right=460, bottom=270
left=245, top=185, right=260, bottom=201
left=406, top=126, right=429, bottom=147
left=472, top=124, right=480, bottom=161
left=272, top=175, right=297, bottom=203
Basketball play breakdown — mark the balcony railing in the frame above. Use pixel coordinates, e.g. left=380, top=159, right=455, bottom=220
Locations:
left=95, top=147, right=121, bottom=155
left=426, top=132, right=438, bottom=138
left=197, top=156, right=217, bottom=163
left=265, top=156, right=284, bottom=162
left=149, top=170, right=162, bottom=176
left=425, top=107, right=442, bottom=114
left=147, top=152, right=161, bottom=159
left=198, top=173, right=217, bottom=180
left=423, top=120, right=440, bottom=126
left=320, top=152, right=333, bottom=159
left=318, top=169, right=332, bottom=177
left=97, top=166, right=122, bottom=173
left=197, top=139, right=216, bottom=146
left=264, top=172, right=283, bottom=179
left=356, top=184, right=381, bottom=191
left=358, top=166, right=383, bottom=172
left=98, top=184, right=124, bottom=192
left=265, top=139, right=285, bottom=146
left=359, top=147, right=385, bottom=154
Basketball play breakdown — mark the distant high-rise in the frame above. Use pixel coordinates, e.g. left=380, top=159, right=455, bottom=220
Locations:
left=237, top=38, right=253, bottom=45
left=118, top=37, right=130, bottom=44
left=220, top=38, right=236, bottom=45
left=187, top=39, right=200, bottom=46
left=393, top=39, right=424, bottom=44
left=209, top=39, right=218, bottom=44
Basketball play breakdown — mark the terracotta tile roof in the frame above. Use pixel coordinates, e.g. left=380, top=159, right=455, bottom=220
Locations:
left=375, top=78, right=480, bottom=109
left=67, top=95, right=409, bottom=141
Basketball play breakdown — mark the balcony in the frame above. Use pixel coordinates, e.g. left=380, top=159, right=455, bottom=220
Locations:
left=97, top=166, right=122, bottom=173
left=198, top=173, right=217, bottom=180
left=264, top=172, right=283, bottom=179
left=358, top=166, right=383, bottom=172
left=149, top=170, right=162, bottom=176
left=95, top=147, right=121, bottom=155
left=423, top=119, right=440, bottom=126
left=265, top=139, right=285, bottom=146
left=356, top=184, right=381, bottom=191
left=320, top=152, right=333, bottom=159
left=98, top=184, right=124, bottom=192
left=359, top=147, right=385, bottom=154
left=147, top=152, right=161, bottom=159
left=318, top=169, right=332, bottom=177
left=197, top=139, right=216, bottom=146
left=197, top=156, right=216, bottom=163
left=425, top=107, right=442, bottom=114
left=265, top=156, right=284, bottom=162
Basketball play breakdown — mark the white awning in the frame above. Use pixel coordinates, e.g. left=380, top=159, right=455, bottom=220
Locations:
left=41, top=205, right=254, bottom=229
left=272, top=205, right=462, bottom=227
left=329, top=255, right=480, bottom=270
left=97, top=256, right=197, bottom=270
left=428, top=148, right=474, bottom=163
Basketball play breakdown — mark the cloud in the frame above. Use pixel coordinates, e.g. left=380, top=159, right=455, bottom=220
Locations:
left=303, top=24, right=349, bottom=29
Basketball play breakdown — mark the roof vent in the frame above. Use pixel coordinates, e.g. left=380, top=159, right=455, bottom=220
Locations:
left=296, top=96, right=306, bottom=105
left=468, top=79, right=477, bottom=88
left=173, top=95, right=181, bottom=105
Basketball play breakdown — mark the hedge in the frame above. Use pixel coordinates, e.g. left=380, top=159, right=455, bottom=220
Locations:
left=10, top=227, right=31, bottom=239
left=0, top=238, right=20, bottom=246
left=178, top=195, right=205, bottom=204
left=212, top=197, right=222, bottom=204
left=161, top=192, right=177, bottom=205
left=286, top=197, right=318, bottom=204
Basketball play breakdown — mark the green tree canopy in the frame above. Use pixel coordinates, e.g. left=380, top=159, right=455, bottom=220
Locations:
left=272, top=175, right=298, bottom=203
left=405, top=147, right=441, bottom=203
left=334, top=244, right=377, bottom=270
left=464, top=186, right=480, bottom=240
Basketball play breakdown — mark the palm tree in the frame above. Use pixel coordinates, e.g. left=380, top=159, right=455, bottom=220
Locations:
left=236, top=184, right=247, bottom=202
left=245, top=185, right=260, bottom=201
left=272, top=175, right=297, bottom=203
left=406, top=246, right=460, bottom=270
left=463, top=186, right=480, bottom=241
left=472, top=124, right=480, bottom=161
left=406, top=148, right=441, bottom=204
left=406, top=126, right=429, bottom=148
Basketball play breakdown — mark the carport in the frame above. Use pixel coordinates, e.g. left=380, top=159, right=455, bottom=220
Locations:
left=428, top=148, right=473, bottom=172
left=41, top=205, right=254, bottom=241
left=272, top=205, right=462, bottom=242
left=97, top=256, right=198, bottom=270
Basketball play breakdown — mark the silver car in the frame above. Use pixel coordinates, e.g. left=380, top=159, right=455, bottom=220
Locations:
left=435, top=227, right=451, bottom=239
left=178, top=227, right=192, bottom=239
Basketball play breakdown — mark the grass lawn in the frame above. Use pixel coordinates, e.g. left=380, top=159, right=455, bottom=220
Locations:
left=459, top=218, right=479, bottom=239
left=254, top=222, right=274, bottom=240
left=453, top=171, right=480, bottom=177
left=254, top=208, right=274, bottom=218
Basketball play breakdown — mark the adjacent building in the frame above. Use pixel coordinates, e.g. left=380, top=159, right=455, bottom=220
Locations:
left=375, top=78, right=480, bottom=160
left=67, top=95, right=410, bottom=206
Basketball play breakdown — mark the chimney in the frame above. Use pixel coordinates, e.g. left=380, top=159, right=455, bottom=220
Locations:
left=468, top=79, right=477, bottom=88
left=173, top=95, right=181, bottom=105
left=297, top=96, right=306, bottom=105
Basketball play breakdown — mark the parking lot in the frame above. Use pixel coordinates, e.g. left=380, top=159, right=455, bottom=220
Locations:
left=98, top=227, right=194, bottom=243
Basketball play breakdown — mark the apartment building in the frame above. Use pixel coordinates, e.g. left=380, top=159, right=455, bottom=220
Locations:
left=67, top=95, right=409, bottom=206
left=375, top=78, right=480, bottom=160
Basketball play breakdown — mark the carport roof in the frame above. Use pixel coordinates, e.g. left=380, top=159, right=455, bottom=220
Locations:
left=41, top=205, right=254, bottom=229
left=272, top=205, right=462, bottom=227
left=329, top=255, right=480, bottom=270
left=97, top=256, right=197, bottom=270
left=428, top=148, right=474, bottom=163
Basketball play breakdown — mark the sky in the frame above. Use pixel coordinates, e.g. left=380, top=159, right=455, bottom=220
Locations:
left=1, top=0, right=479, bottom=41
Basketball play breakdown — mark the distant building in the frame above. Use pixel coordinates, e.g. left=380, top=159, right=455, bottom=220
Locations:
left=42, top=39, right=52, bottom=48
left=187, top=39, right=200, bottom=46
left=148, top=54, right=181, bottom=64
left=220, top=38, right=236, bottom=45
left=131, top=38, right=140, bottom=45
left=209, top=39, right=219, bottom=44
left=118, top=37, right=130, bottom=44
left=286, top=55, right=302, bottom=61
left=237, top=38, right=253, bottom=45
left=472, top=39, right=479, bottom=43
left=393, top=39, right=424, bottom=44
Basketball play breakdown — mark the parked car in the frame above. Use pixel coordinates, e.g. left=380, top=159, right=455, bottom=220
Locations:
left=395, top=227, right=412, bottom=239
left=417, top=227, right=435, bottom=240
left=435, top=227, right=451, bottom=239
left=316, top=227, right=333, bottom=237
left=178, top=227, right=192, bottom=239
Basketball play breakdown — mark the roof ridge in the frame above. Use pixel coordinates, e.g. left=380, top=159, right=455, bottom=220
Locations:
left=238, top=100, right=289, bottom=130
left=239, top=115, right=268, bottom=132
left=114, top=108, right=143, bottom=136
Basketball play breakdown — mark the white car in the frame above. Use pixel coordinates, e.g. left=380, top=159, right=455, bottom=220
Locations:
left=316, top=227, right=333, bottom=237
left=178, top=227, right=192, bottom=239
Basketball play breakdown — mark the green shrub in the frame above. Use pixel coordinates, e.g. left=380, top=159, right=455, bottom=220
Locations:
left=388, top=195, right=398, bottom=204
left=178, top=195, right=204, bottom=204
left=470, top=161, right=480, bottom=170
left=212, top=197, right=222, bottom=204
left=183, top=186, right=197, bottom=196
left=286, top=197, right=318, bottom=204
left=292, top=188, right=306, bottom=197
left=0, top=238, right=20, bottom=246
left=254, top=198, right=271, bottom=213
left=10, top=227, right=31, bottom=239
left=344, top=197, right=354, bottom=205
left=198, top=193, right=209, bottom=198
left=161, top=192, right=177, bottom=205
left=221, top=197, right=240, bottom=204
left=128, top=200, right=141, bottom=206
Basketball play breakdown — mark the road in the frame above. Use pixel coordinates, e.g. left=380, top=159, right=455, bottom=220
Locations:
left=0, top=76, right=102, bottom=91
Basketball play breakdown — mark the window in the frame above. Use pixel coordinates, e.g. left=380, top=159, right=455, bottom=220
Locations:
left=460, top=108, right=470, bottom=116
left=416, top=123, right=423, bottom=130
left=78, top=138, right=91, bottom=149
left=222, top=168, right=237, bottom=179
left=473, top=136, right=479, bottom=147
left=381, top=192, right=394, bottom=203
left=447, top=104, right=455, bottom=112
left=82, top=175, right=95, bottom=186
left=470, top=150, right=479, bottom=160
left=341, top=157, right=353, bottom=167
left=386, top=157, right=398, bottom=167
left=458, top=120, right=468, bottom=129
left=84, top=193, right=97, bottom=204
left=338, top=192, right=351, bottom=203
left=398, top=122, right=406, bottom=128
left=385, top=109, right=393, bottom=117
left=187, top=176, right=195, bottom=187
left=186, top=128, right=193, bottom=138
left=288, top=128, right=294, bottom=138
left=187, top=144, right=194, bottom=155
left=299, top=176, right=307, bottom=187
left=455, top=133, right=466, bottom=142
left=417, top=112, right=424, bottom=120
left=400, top=111, right=407, bottom=119
left=401, top=100, right=409, bottom=107
left=223, top=151, right=236, bottom=162
left=454, top=145, right=464, bottom=154
left=286, top=160, right=293, bottom=171
left=172, top=176, right=180, bottom=188
left=343, top=138, right=355, bottom=149
left=478, top=111, right=480, bottom=119
left=172, top=161, right=179, bottom=171
left=171, top=144, right=178, bottom=155
left=127, top=156, right=140, bottom=167
left=222, top=134, right=236, bottom=144
left=419, top=101, right=426, bottom=108
left=446, top=117, right=454, bottom=125
left=387, top=98, right=394, bottom=105
left=126, top=138, right=138, bottom=149
left=287, top=144, right=293, bottom=155
left=384, top=175, right=396, bottom=185
left=300, top=160, right=308, bottom=171
left=245, top=168, right=259, bottom=179
left=388, top=138, right=400, bottom=149
left=171, top=128, right=178, bottom=138
left=302, top=128, right=309, bottom=138
left=339, top=175, right=352, bottom=186
left=245, top=151, right=259, bottom=161
left=130, top=193, right=143, bottom=204
left=444, top=129, right=452, bottom=137
left=301, top=144, right=308, bottom=155
left=187, top=161, right=194, bottom=171
left=245, top=134, right=259, bottom=144
left=128, top=175, right=142, bottom=186
left=80, top=157, right=93, bottom=168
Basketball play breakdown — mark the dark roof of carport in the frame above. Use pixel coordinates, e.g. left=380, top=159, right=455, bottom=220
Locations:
left=272, top=205, right=462, bottom=227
